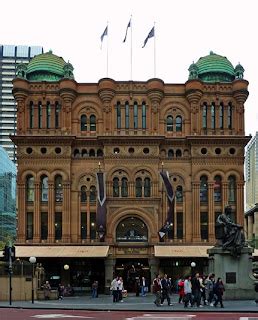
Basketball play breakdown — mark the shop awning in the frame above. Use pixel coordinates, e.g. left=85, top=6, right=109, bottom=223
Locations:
left=15, top=246, right=109, bottom=258
left=154, top=245, right=212, bottom=258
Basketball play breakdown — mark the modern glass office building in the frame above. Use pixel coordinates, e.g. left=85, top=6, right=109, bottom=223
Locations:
left=0, top=45, right=43, bottom=162
left=0, top=146, right=17, bottom=241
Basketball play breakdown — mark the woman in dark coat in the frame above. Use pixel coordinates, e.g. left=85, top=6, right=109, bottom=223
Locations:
left=214, top=277, right=225, bottom=308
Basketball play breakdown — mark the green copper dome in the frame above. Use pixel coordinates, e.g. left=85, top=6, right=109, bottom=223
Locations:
left=190, top=51, right=236, bottom=83
left=26, top=51, right=67, bottom=81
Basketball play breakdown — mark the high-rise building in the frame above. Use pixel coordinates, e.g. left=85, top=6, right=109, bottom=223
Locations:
left=0, top=146, right=17, bottom=241
left=0, top=45, right=43, bottom=162
left=245, top=132, right=258, bottom=210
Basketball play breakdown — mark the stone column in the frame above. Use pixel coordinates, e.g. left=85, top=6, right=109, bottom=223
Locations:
left=17, top=183, right=26, bottom=242
left=149, top=257, right=159, bottom=282
left=62, top=182, right=71, bottom=242
left=87, top=190, right=91, bottom=242
left=192, top=182, right=200, bottom=241
left=222, top=182, right=228, bottom=211
left=34, top=182, right=40, bottom=242
left=236, top=181, right=244, bottom=226
left=208, top=182, right=215, bottom=241
left=105, top=258, right=116, bottom=294
left=48, top=182, right=55, bottom=242
left=184, top=190, right=192, bottom=242
left=247, top=215, right=253, bottom=241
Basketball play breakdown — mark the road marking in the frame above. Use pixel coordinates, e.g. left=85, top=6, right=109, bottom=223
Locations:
left=126, top=314, right=196, bottom=320
left=31, top=315, right=93, bottom=319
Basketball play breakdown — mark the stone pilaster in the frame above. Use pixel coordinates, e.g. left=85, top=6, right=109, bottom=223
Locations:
left=192, top=182, right=200, bottom=241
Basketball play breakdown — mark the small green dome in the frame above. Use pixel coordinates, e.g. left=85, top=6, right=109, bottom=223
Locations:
left=195, top=51, right=235, bottom=82
left=26, top=51, right=66, bottom=81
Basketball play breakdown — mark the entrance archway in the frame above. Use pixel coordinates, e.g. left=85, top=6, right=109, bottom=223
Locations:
left=116, top=217, right=148, bottom=242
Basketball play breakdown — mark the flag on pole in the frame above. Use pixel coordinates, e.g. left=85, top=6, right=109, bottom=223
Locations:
left=123, top=18, right=131, bottom=43
left=96, top=171, right=107, bottom=241
left=100, top=25, right=108, bottom=49
left=159, top=170, right=175, bottom=241
left=142, top=26, right=155, bottom=48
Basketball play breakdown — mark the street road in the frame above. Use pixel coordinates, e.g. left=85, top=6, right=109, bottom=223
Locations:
left=1, top=309, right=258, bottom=320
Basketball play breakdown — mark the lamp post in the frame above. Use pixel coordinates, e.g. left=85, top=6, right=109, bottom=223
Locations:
left=190, top=261, right=196, bottom=277
left=29, top=256, right=36, bottom=303
left=64, top=264, right=69, bottom=271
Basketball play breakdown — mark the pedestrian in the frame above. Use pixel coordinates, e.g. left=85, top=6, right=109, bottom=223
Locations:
left=110, top=276, right=119, bottom=303
left=117, top=276, right=124, bottom=302
left=152, top=275, right=162, bottom=306
left=177, top=276, right=185, bottom=304
left=43, top=280, right=51, bottom=300
left=191, top=272, right=202, bottom=307
left=58, top=283, right=64, bottom=300
left=160, top=274, right=173, bottom=306
left=140, top=276, right=148, bottom=297
left=213, top=277, right=225, bottom=308
left=200, top=275, right=208, bottom=305
left=183, top=275, right=193, bottom=308
left=205, top=273, right=215, bottom=306
left=91, top=280, right=98, bottom=298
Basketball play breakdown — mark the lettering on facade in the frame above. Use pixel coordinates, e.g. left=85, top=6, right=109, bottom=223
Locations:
left=116, top=247, right=148, bottom=255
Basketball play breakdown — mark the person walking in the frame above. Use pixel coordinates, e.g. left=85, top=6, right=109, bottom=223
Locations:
left=91, top=280, right=98, bottom=298
left=43, top=280, right=51, bottom=300
left=160, top=274, right=173, bottom=306
left=117, top=276, right=124, bottom=302
left=177, top=277, right=185, bottom=304
left=213, top=277, right=225, bottom=308
left=110, top=276, right=119, bottom=303
left=191, top=272, right=202, bottom=307
left=183, top=275, right=193, bottom=308
left=58, top=283, right=64, bottom=300
left=205, top=273, right=215, bottom=306
left=140, top=276, right=148, bottom=297
left=153, top=275, right=162, bottom=306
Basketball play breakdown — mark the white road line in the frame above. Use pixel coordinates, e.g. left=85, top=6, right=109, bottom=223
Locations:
left=31, top=314, right=94, bottom=319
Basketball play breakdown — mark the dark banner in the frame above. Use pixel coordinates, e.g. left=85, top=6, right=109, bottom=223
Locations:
left=96, top=172, right=107, bottom=241
left=159, top=171, right=175, bottom=241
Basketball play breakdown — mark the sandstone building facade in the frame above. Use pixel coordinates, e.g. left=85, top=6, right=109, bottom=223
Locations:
left=11, top=51, right=249, bottom=292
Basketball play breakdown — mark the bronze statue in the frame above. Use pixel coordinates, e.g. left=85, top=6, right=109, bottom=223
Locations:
left=216, top=205, right=246, bottom=257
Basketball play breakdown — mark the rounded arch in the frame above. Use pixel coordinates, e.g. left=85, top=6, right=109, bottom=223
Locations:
left=49, top=170, right=69, bottom=181
left=131, top=165, right=157, bottom=180
left=193, top=170, right=213, bottom=181
left=106, top=166, right=130, bottom=180
left=73, top=100, right=102, bottom=120
left=160, top=100, right=190, bottom=119
left=36, top=170, right=50, bottom=180
left=211, top=170, right=227, bottom=181
left=109, top=207, right=156, bottom=240
left=76, top=173, right=97, bottom=189
left=20, top=170, right=36, bottom=181
left=116, top=216, right=148, bottom=242
left=225, top=170, right=241, bottom=181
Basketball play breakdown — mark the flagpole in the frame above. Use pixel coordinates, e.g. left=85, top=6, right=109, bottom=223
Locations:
left=106, top=21, right=109, bottom=78
left=130, top=15, right=133, bottom=80
left=154, top=21, right=156, bottom=78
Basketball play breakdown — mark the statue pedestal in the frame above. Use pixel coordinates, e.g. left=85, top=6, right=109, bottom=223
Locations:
left=208, top=246, right=254, bottom=300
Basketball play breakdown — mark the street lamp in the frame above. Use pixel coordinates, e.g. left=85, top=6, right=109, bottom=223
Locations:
left=190, top=261, right=196, bottom=277
left=64, top=264, right=69, bottom=270
left=29, top=256, right=36, bottom=303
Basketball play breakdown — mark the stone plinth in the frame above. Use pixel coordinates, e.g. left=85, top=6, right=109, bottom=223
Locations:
left=208, top=246, right=254, bottom=300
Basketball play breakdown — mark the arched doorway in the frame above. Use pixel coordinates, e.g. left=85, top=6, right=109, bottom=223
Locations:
left=115, top=217, right=150, bottom=293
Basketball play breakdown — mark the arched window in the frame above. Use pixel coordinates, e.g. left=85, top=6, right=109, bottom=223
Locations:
left=40, top=175, right=48, bottom=202
left=121, top=177, right=128, bottom=197
left=55, top=101, right=60, bottom=129
left=200, top=175, right=208, bottom=202
left=219, top=103, right=224, bottom=129
left=38, top=101, right=42, bottom=129
left=211, top=102, right=216, bottom=129
left=214, top=175, right=222, bottom=202
left=135, top=177, right=142, bottom=197
left=113, top=177, right=119, bottom=197
left=55, top=175, right=63, bottom=202
left=81, top=115, right=87, bottom=131
left=46, top=101, right=51, bottom=129
left=116, top=217, right=148, bottom=242
left=26, top=175, right=34, bottom=202
left=89, top=149, right=95, bottom=157
left=125, top=101, right=129, bottom=129
left=144, top=177, right=151, bottom=197
left=97, top=149, right=103, bottom=157
left=90, top=115, right=96, bottom=131
left=74, top=149, right=80, bottom=157
left=176, top=185, right=183, bottom=202
left=82, top=149, right=87, bottom=157
left=166, top=115, right=173, bottom=132
left=90, top=186, right=96, bottom=202
left=228, top=103, right=233, bottom=129
left=176, top=149, right=182, bottom=157
left=202, top=103, right=207, bottom=129
left=81, top=186, right=87, bottom=203
left=134, top=102, right=138, bottom=129
left=228, top=175, right=236, bottom=202
left=142, top=102, right=146, bottom=129
left=116, top=102, right=121, bottom=129
left=29, top=101, right=34, bottom=129
left=176, top=116, right=182, bottom=132
left=168, top=149, right=174, bottom=159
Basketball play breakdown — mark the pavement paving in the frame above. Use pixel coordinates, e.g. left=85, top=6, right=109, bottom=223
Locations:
left=0, top=293, right=258, bottom=312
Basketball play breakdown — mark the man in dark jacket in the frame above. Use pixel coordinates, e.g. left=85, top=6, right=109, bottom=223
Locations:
left=191, top=272, right=202, bottom=307
left=160, top=274, right=173, bottom=306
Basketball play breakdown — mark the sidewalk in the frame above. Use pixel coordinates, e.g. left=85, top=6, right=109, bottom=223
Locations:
left=0, top=293, right=258, bottom=312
